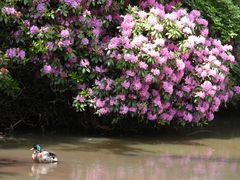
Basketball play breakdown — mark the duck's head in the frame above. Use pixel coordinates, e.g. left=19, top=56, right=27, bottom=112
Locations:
left=30, top=144, right=42, bottom=152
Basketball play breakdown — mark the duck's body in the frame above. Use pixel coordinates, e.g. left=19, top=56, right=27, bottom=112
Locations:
left=31, top=144, right=58, bottom=163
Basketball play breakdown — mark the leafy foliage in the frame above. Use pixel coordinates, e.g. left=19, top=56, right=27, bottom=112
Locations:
left=183, top=0, right=240, bottom=42
left=0, top=0, right=238, bottom=132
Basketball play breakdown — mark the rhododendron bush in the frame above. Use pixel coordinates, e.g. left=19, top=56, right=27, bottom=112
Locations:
left=0, top=0, right=236, bottom=126
left=89, top=6, right=235, bottom=124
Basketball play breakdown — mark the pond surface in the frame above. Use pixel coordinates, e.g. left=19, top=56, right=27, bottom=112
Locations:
left=0, top=135, right=240, bottom=180
left=1, top=113, right=240, bottom=180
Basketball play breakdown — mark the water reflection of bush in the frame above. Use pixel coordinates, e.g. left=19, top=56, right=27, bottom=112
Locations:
left=30, top=163, right=57, bottom=178
left=70, top=153, right=239, bottom=180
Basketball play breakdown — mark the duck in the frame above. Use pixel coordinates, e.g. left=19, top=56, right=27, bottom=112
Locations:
left=30, top=144, right=58, bottom=163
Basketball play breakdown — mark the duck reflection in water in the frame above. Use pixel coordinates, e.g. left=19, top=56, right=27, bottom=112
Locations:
left=29, top=163, right=58, bottom=179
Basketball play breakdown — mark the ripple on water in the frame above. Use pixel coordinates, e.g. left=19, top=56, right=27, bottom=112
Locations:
left=0, top=135, right=240, bottom=180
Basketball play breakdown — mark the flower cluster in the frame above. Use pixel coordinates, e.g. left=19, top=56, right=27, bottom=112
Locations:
left=1, top=6, right=21, bottom=18
left=6, top=48, right=26, bottom=60
left=91, top=6, right=235, bottom=123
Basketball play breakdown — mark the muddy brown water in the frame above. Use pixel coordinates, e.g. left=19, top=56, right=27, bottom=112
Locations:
left=1, top=113, right=240, bottom=180
left=0, top=135, right=240, bottom=180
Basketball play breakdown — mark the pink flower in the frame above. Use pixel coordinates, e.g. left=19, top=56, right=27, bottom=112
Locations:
left=148, top=50, right=159, bottom=58
left=153, top=96, right=162, bottom=107
left=108, top=37, right=121, bottom=49
left=185, top=38, right=195, bottom=48
left=221, top=65, right=229, bottom=73
left=213, top=97, right=221, bottom=107
left=196, top=104, right=206, bottom=113
left=121, top=15, right=134, bottom=31
left=140, top=89, right=149, bottom=99
left=81, top=38, right=89, bottom=45
left=148, top=16, right=158, bottom=25
left=152, top=89, right=159, bottom=97
left=181, top=53, right=190, bottom=60
left=223, top=45, right=233, bottom=51
left=147, top=0, right=156, bottom=5
left=120, top=105, right=129, bottom=114
left=183, top=112, right=193, bottom=122
left=234, top=86, right=240, bottom=94
left=77, top=83, right=86, bottom=90
left=60, top=29, right=69, bottom=38
left=163, top=81, right=173, bottom=95
left=176, top=59, right=185, bottom=70
left=133, top=81, right=142, bottom=91
left=47, top=42, right=54, bottom=51
left=80, top=59, right=90, bottom=67
left=183, top=27, right=192, bottom=34
left=196, top=18, right=208, bottom=27
left=161, top=113, right=173, bottom=121
left=176, top=91, right=183, bottom=97
left=75, top=95, right=85, bottom=103
left=42, top=64, right=52, bottom=74
left=182, top=85, right=191, bottom=93
left=95, top=99, right=105, bottom=108
left=124, top=54, right=137, bottom=63
left=121, top=80, right=130, bottom=89
left=155, top=38, right=165, bottom=46
left=37, top=3, right=45, bottom=13
left=138, top=11, right=147, bottom=19
left=195, top=91, right=205, bottom=99
left=190, top=10, right=201, bottom=17
left=139, top=107, right=147, bottom=115
left=2, top=7, right=16, bottom=15
left=98, top=107, right=110, bottom=114
left=131, top=35, right=146, bottom=46
left=139, top=61, right=148, bottom=69
left=109, top=98, right=117, bottom=106
left=151, top=68, right=160, bottom=76
left=126, top=70, right=135, bottom=77
left=156, top=57, right=167, bottom=64
left=18, top=50, right=25, bottom=60
left=165, top=13, right=177, bottom=20
left=122, top=30, right=132, bottom=37
left=40, top=26, right=49, bottom=33
left=129, top=107, right=137, bottom=112
left=30, top=26, right=39, bottom=35
left=62, top=40, right=71, bottom=47
left=163, top=66, right=173, bottom=76
left=117, top=94, right=126, bottom=101
left=211, top=105, right=219, bottom=112
left=160, top=48, right=169, bottom=56
left=202, top=101, right=210, bottom=111
left=212, top=48, right=220, bottom=56
left=147, top=112, right=157, bottom=121
left=93, top=28, right=100, bottom=37
left=200, top=28, right=209, bottom=37
left=95, top=66, right=107, bottom=73
left=201, top=81, right=212, bottom=92
left=207, top=113, right=214, bottom=121
left=144, top=74, right=153, bottom=83
left=186, top=104, right=193, bottom=111
left=88, top=88, right=93, bottom=96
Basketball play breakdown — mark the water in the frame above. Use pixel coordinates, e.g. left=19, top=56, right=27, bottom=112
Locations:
left=0, top=134, right=240, bottom=180
left=0, top=112, right=240, bottom=180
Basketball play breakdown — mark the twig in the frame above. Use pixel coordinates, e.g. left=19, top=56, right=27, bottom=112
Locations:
left=10, top=119, right=23, bottom=129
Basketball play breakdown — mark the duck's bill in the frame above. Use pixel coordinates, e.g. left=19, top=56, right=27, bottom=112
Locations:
left=30, top=147, right=34, bottom=151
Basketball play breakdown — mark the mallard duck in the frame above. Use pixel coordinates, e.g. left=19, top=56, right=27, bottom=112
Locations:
left=30, top=144, right=58, bottom=163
